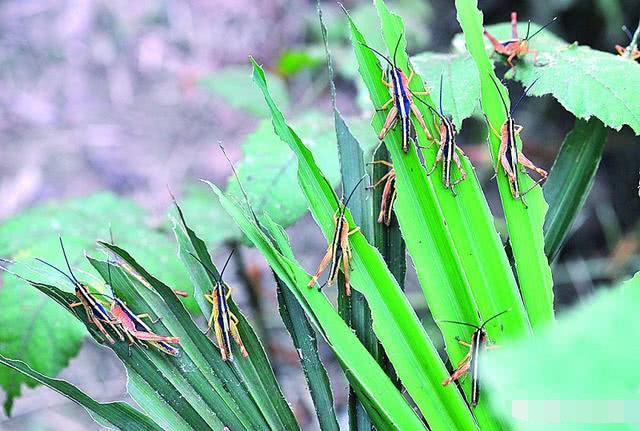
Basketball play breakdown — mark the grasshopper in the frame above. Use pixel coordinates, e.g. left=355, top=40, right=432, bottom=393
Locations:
left=441, top=310, right=509, bottom=407
left=423, top=76, right=467, bottom=194
left=189, top=251, right=248, bottom=361
left=615, top=24, right=640, bottom=61
left=487, top=75, right=547, bottom=207
left=100, top=243, right=181, bottom=356
left=368, top=160, right=397, bottom=226
left=484, top=12, right=557, bottom=67
left=308, top=176, right=366, bottom=296
left=36, top=238, right=124, bottom=344
left=109, top=297, right=180, bottom=356
left=360, top=35, right=432, bottom=152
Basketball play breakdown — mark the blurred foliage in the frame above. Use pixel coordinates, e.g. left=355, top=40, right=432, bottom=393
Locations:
left=0, top=193, right=197, bottom=413
left=484, top=272, right=640, bottom=431
left=199, top=66, right=289, bottom=117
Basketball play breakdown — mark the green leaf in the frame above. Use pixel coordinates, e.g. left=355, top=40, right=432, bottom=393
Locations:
left=483, top=273, right=640, bottom=431
left=0, top=354, right=163, bottom=431
left=275, top=49, right=325, bottom=77
left=456, top=0, right=554, bottom=329
left=483, top=21, right=640, bottom=134
left=171, top=201, right=299, bottom=430
left=226, top=113, right=377, bottom=230
left=544, top=118, right=608, bottom=262
left=208, top=181, right=427, bottom=430
left=199, top=66, right=289, bottom=117
left=94, top=245, right=280, bottom=430
left=319, top=5, right=376, bottom=429
left=170, top=183, right=241, bottom=249
left=411, top=52, right=480, bottom=129
left=250, top=56, right=476, bottom=430
left=0, top=193, right=196, bottom=414
left=0, top=271, right=84, bottom=416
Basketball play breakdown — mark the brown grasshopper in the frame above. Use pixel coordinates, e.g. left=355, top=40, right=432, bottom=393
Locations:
left=484, top=12, right=557, bottom=67
left=441, top=310, right=509, bottom=407
left=422, top=76, right=467, bottom=194
left=189, top=251, right=248, bottom=361
left=360, top=35, right=432, bottom=152
left=308, top=177, right=366, bottom=296
left=368, top=160, right=397, bottom=226
left=487, top=75, right=547, bottom=207
left=37, top=238, right=124, bottom=344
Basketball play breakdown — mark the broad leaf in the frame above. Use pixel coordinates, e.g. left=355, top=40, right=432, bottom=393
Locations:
left=226, top=113, right=377, bottom=230
left=0, top=193, right=195, bottom=414
left=484, top=273, right=640, bottom=431
left=199, top=66, right=289, bottom=117
left=484, top=21, right=640, bottom=134
left=412, top=52, right=480, bottom=129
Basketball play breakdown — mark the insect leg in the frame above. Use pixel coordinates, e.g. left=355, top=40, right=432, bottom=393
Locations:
left=442, top=360, right=471, bottom=386
left=427, top=144, right=444, bottom=176
left=410, top=102, right=433, bottom=140
left=308, top=247, right=333, bottom=289
left=518, top=151, right=548, bottom=179
left=451, top=150, right=467, bottom=186
left=229, top=316, right=249, bottom=357
left=377, top=97, right=394, bottom=111
left=378, top=107, right=398, bottom=140
left=342, top=252, right=351, bottom=296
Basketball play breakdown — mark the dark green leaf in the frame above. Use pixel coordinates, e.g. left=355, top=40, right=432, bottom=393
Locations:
left=544, top=118, right=608, bottom=262
left=171, top=201, right=300, bottom=430
left=0, top=354, right=163, bottom=431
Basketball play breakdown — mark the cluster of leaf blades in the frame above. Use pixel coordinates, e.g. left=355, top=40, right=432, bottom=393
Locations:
left=2, top=0, right=640, bottom=430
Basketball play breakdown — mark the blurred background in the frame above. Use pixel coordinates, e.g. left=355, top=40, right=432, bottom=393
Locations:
left=1, top=0, right=639, bottom=429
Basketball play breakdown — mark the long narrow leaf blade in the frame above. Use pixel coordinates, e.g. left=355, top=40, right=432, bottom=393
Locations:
left=319, top=5, right=377, bottom=429
left=250, top=58, right=475, bottom=430
left=0, top=354, right=163, bottom=431
left=171, top=201, right=300, bottom=430
left=543, top=118, right=608, bottom=262
left=208, top=182, right=428, bottom=430
left=455, top=0, right=555, bottom=329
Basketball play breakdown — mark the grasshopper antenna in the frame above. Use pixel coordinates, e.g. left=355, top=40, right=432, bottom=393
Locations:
left=439, top=320, right=480, bottom=330
left=488, top=74, right=510, bottom=116
left=526, top=16, right=557, bottom=41
left=480, top=309, right=511, bottom=330
left=524, top=19, right=532, bottom=40
left=510, top=77, right=540, bottom=116
left=439, top=74, right=444, bottom=116
left=392, top=33, right=403, bottom=68
left=357, top=42, right=394, bottom=69
left=412, top=91, right=445, bottom=121
left=622, top=25, right=633, bottom=42
left=59, top=237, right=80, bottom=285
left=338, top=175, right=367, bottom=219
left=188, top=249, right=234, bottom=284
left=36, top=237, right=80, bottom=286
